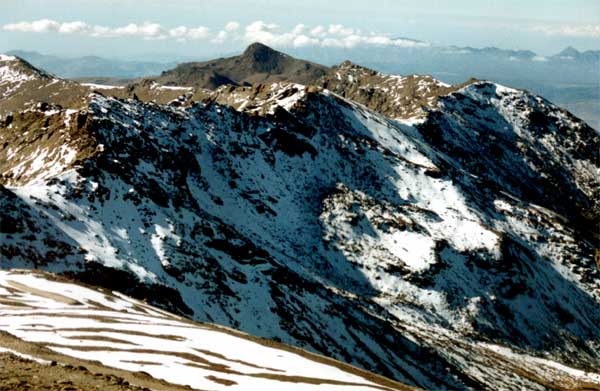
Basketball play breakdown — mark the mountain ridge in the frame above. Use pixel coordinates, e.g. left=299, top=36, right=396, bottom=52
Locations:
left=7, top=42, right=599, bottom=128
left=0, top=44, right=599, bottom=390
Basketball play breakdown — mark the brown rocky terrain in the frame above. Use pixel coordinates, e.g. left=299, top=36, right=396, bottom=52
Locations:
left=153, top=42, right=329, bottom=89
left=0, top=331, right=199, bottom=391
left=0, top=55, right=89, bottom=117
left=316, top=61, right=473, bottom=120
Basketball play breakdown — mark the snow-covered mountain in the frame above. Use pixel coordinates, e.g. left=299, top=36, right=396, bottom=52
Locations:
left=1, top=45, right=599, bottom=390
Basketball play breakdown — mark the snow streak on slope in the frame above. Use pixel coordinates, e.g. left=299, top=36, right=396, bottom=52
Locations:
left=0, top=269, right=409, bottom=391
left=0, top=55, right=38, bottom=98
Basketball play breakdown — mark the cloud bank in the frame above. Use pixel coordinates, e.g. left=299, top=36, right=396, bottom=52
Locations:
left=3, top=19, right=210, bottom=41
left=530, top=24, right=600, bottom=38
left=2, top=19, right=429, bottom=48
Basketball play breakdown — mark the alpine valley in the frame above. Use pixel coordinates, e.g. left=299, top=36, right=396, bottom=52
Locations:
left=0, top=43, right=599, bottom=391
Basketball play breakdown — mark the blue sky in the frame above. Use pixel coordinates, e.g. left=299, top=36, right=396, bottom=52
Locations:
left=1, top=0, right=598, bottom=59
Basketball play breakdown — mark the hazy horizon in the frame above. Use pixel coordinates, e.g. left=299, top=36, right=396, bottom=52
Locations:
left=1, top=0, right=598, bottom=60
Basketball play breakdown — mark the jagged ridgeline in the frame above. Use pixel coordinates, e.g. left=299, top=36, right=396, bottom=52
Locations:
left=1, top=45, right=599, bottom=391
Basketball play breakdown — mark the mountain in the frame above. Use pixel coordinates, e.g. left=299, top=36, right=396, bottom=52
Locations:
left=9, top=42, right=599, bottom=128
left=556, top=46, right=582, bottom=59
left=0, top=55, right=197, bottom=116
left=1, top=46, right=600, bottom=390
left=153, top=42, right=329, bottom=89
left=316, top=61, right=466, bottom=120
left=6, top=50, right=177, bottom=79
left=195, top=63, right=461, bottom=123
left=0, top=269, right=410, bottom=391
left=289, top=44, right=600, bottom=130
left=446, top=46, right=537, bottom=61
left=0, top=54, right=90, bottom=115
left=552, top=46, right=600, bottom=64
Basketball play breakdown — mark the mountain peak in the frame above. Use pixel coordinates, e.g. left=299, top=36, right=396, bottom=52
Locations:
left=338, top=60, right=360, bottom=68
left=243, top=42, right=276, bottom=54
left=335, top=60, right=378, bottom=75
left=152, top=43, right=328, bottom=89
left=0, top=53, right=53, bottom=86
left=0, top=54, right=18, bottom=62
left=241, top=42, right=286, bottom=71
left=0, top=53, right=50, bottom=76
left=558, top=46, right=580, bottom=57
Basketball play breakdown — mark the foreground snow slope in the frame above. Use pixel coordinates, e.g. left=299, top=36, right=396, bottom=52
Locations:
left=1, top=51, right=599, bottom=390
left=0, top=269, right=411, bottom=391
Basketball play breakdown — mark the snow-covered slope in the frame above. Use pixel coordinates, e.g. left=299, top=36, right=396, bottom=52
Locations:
left=0, top=269, right=410, bottom=391
left=1, top=50, right=599, bottom=390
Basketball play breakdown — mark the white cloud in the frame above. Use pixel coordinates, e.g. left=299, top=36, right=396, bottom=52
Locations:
left=293, top=34, right=319, bottom=47
left=530, top=24, right=600, bottom=38
left=113, top=22, right=166, bottom=39
left=4, top=19, right=60, bottom=33
left=184, top=26, right=210, bottom=40
left=292, top=24, right=307, bottom=36
left=392, top=38, right=429, bottom=48
left=225, top=21, right=240, bottom=32
left=241, top=21, right=428, bottom=49
left=2, top=19, right=430, bottom=49
left=58, top=21, right=89, bottom=34
left=246, top=20, right=279, bottom=33
left=532, top=55, right=548, bottom=62
left=327, top=24, right=355, bottom=37
left=244, top=20, right=296, bottom=47
left=168, top=26, right=188, bottom=39
left=212, top=30, right=229, bottom=44
left=310, top=25, right=326, bottom=37
left=3, top=19, right=210, bottom=41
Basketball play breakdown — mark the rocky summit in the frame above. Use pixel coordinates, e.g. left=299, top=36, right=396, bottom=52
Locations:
left=153, top=42, right=329, bottom=89
left=0, top=44, right=599, bottom=391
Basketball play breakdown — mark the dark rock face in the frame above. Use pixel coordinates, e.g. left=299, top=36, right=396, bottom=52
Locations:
left=242, top=42, right=286, bottom=73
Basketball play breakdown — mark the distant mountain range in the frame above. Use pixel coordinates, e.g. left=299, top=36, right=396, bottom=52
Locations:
left=6, top=49, right=177, bottom=79
left=441, top=45, right=599, bottom=64
left=8, top=45, right=599, bottom=79
left=553, top=46, right=600, bottom=63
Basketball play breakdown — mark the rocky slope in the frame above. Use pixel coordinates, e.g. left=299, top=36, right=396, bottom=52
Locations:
left=316, top=61, right=466, bottom=120
left=1, top=47, right=599, bottom=390
left=0, top=54, right=90, bottom=116
left=0, top=54, right=201, bottom=117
